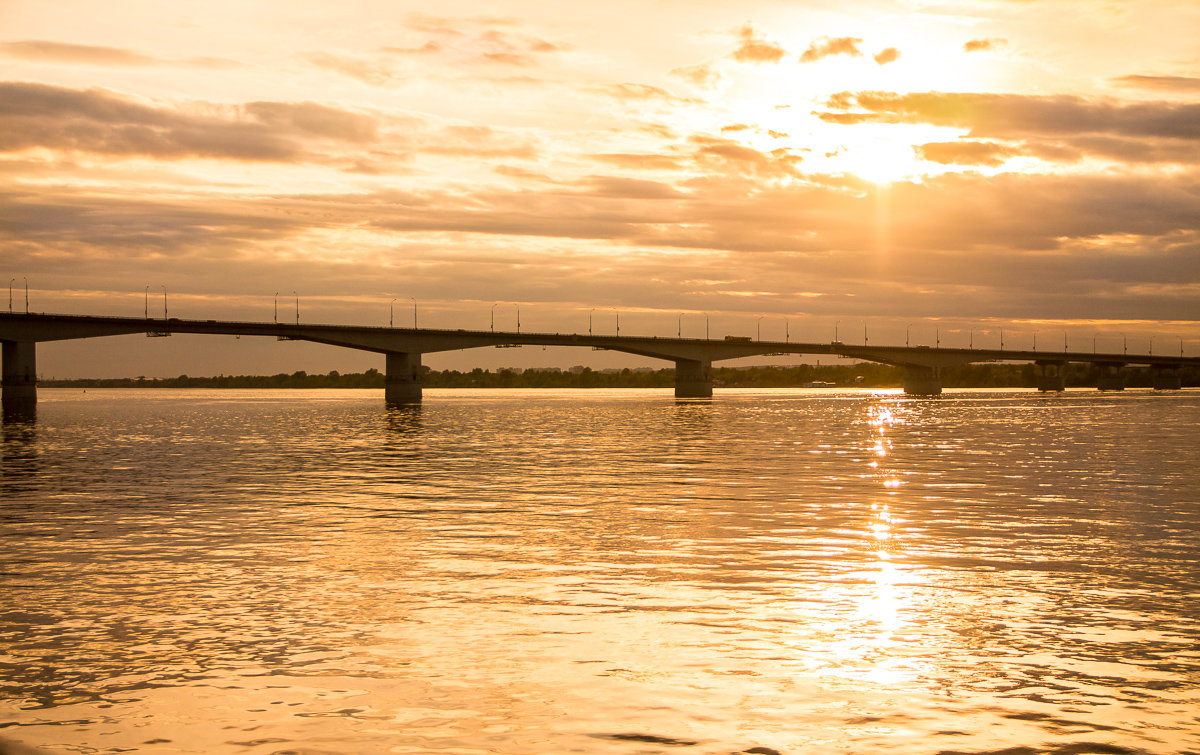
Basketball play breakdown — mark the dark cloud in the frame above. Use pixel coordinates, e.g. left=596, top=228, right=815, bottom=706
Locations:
left=1112, top=75, right=1200, bottom=92
left=964, top=38, right=1006, bottom=53
left=1, top=40, right=160, bottom=66
left=820, top=91, right=1200, bottom=140
left=731, top=25, right=786, bottom=64
left=873, top=47, right=900, bottom=65
left=799, top=37, right=862, bottom=63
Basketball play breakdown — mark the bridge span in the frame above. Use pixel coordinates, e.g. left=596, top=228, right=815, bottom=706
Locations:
left=2, top=312, right=1196, bottom=412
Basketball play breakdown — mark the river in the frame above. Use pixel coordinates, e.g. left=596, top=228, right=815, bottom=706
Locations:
left=2, top=387, right=1198, bottom=754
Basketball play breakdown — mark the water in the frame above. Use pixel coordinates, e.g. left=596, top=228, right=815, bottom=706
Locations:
left=2, top=387, right=1199, bottom=755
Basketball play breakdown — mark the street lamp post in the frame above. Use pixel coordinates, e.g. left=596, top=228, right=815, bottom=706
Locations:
left=145, top=285, right=150, bottom=318
left=516, top=304, right=521, bottom=333
left=757, top=317, right=764, bottom=341
left=391, top=298, right=397, bottom=328
left=1033, top=330, right=1038, bottom=351
left=906, top=323, right=911, bottom=347
left=492, top=303, right=499, bottom=332
left=589, top=308, right=594, bottom=336
left=785, top=320, right=790, bottom=343
left=863, top=320, right=868, bottom=346
left=936, top=328, right=940, bottom=348
left=705, top=313, right=709, bottom=340
left=679, top=313, right=683, bottom=338
left=8, top=278, right=13, bottom=313
left=1000, top=329, right=1004, bottom=350
left=1149, top=336, right=1155, bottom=356
left=274, top=292, right=278, bottom=324
left=25, top=277, right=29, bottom=314
left=1123, top=334, right=1127, bottom=355
left=293, top=291, right=298, bottom=325
left=834, top=321, right=840, bottom=342
left=411, top=298, right=417, bottom=328
left=161, top=285, right=167, bottom=319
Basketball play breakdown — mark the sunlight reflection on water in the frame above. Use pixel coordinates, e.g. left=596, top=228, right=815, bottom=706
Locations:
left=2, top=388, right=1199, bottom=754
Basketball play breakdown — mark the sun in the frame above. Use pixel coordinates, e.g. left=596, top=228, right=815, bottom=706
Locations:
left=814, top=123, right=959, bottom=184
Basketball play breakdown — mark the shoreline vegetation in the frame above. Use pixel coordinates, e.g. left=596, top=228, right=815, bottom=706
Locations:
left=42, top=363, right=1198, bottom=390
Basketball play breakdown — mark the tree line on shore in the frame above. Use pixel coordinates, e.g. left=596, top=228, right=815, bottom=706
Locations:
left=41, top=362, right=1197, bottom=389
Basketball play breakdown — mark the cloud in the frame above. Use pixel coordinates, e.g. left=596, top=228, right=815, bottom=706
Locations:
left=307, top=52, right=404, bottom=86
left=0, top=40, right=240, bottom=69
left=595, top=83, right=698, bottom=105
left=964, top=38, right=1006, bottom=53
left=1112, top=75, right=1200, bottom=92
left=820, top=91, right=1200, bottom=140
left=670, top=63, right=724, bottom=90
left=915, top=140, right=1017, bottom=166
left=873, top=47, right=900, bottom=65
left=800, top=37, right=863, bottom=63
left=731, top=25, right=786, bottom=64
left=0, top=81, right=386, bottom=162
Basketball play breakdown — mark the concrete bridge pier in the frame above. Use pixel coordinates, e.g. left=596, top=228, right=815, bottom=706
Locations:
left=902, top=365, right=942, bottom=396
left=385, top=351, right=423, bottom=404
left=1152, top=365, right=1182, bottom=390
left=674, top=358, right=713, bottom=399
left=1037, top=361, right=1066, bottom=392
left=2, top=341, right=37, bottom=417
left=1097, top=363, right=1125, bottom=391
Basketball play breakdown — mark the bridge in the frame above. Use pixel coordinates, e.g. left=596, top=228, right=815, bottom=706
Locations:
left=2, top=312, right=1196, bottom=413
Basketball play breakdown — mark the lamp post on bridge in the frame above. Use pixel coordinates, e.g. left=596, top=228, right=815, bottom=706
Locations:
left=293, top=291, right=298, bottom=325
left=679, top=313, right=683, bottom=338
left=863, top=320, right=868, bottom=346
left=25, top=277, right=29, bottom=314
left=1033, top=329, right=1038, bottom=351
left=411, top=297, right=417, bottom=329
left=493, top=303, right=499, bottom=332
left=906, top=323, right=911, bottom=347
left=145, top=285, right=149, bottom=319
left=8, top=278, right=13, bottom=313
left=1000, top=329, right=1004, bottom=351
left=390, top=298, right=397, bottom=328
left=161, top=285, right=167, bottom=319
left=589, top=308, right=594, bottom=336
left=834, top=320, right=840, bottom=342
left=274, top=292, right=278, bottom=324
left=1149, top=336, right=1154, bottom=356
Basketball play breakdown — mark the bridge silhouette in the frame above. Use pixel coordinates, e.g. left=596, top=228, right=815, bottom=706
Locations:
left=2, top=312, right=1195, bottom=413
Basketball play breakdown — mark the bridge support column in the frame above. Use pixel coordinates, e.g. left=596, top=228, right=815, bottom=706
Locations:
left=385, top=352, right=422, bottom=405
left=1152, top=365, right=1182, bottom=390
left=1037, top=362, right=1066, bottom=392
left=2, top=341, right=37, bottom=418
left=1097, top=363, right=1125, bottom=391
left=902, top=365, right=941, bottom=396
left=674, top=358, right=712, bottom=399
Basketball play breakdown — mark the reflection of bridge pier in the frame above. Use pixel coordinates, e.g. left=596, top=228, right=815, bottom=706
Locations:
left=1036, top=360, right=1066, bottom=392
left=1097, top=363, right=1125, bottom=391
left=385, top=351, right=423, bottom=405
left=2, top=340, right=37, bottom=417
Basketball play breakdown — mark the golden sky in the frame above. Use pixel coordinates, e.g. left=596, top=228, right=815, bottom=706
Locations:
left=3, top=0, right=1199, bottom=375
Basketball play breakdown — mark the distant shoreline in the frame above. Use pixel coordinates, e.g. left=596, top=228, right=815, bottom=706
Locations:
left=40, top=363, right=1196, bottom=390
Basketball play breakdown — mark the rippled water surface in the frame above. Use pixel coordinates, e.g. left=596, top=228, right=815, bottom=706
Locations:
left=2, top=387, right=1199, bottom=755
